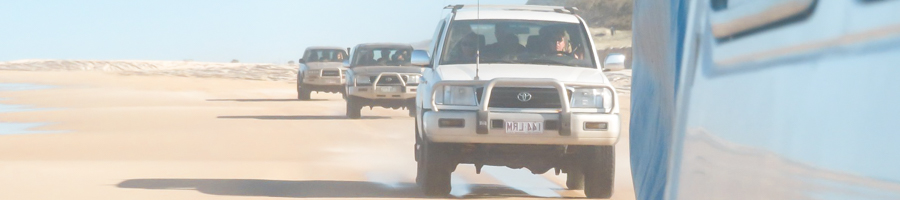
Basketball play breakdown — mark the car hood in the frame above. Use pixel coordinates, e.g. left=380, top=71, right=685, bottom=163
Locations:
left=350, top=66, right=425, bottom=75
left=304, top=62, right=345, bottom=70
left=437, top=64, right=610, bottom=84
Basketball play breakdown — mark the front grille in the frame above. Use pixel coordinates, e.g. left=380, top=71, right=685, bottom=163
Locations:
left=321, top=69, right=341, bottom=77
left=477, top=87, right=571, bottom=109
left=375, top=75, right=404, bottom=85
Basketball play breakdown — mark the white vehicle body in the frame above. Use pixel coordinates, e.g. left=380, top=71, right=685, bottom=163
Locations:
left=413, top=5, right=622, bottom=198
left=416, top=8, right=621, bottom=146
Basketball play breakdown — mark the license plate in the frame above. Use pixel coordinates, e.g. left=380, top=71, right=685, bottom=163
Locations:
left=505, top=121, right=543, bottom=134
left=325, top=79, right=338, bottom=84
left=378, top=86, right=399, bottom=93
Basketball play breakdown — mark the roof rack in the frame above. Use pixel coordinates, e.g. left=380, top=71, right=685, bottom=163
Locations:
left=444, top=4, right=578, bottom=15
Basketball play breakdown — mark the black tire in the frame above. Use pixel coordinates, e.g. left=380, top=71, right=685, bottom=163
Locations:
left=582, top=146, right=615, bottom=199
left=566, top=168, right=585, bottom=190
left=346, top=97, right=361, bottom=119
left=414, top=121, right=421, bottom=162
left=417, top=139, right=452, bottom=197
left=407, top=99, right=417, bottom=117
left=298, top=85, right=311, bottom=100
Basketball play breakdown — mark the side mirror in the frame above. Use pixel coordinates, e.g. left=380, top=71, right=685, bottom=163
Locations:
left=411, top=50, right=431, bottom=67
left=603, top=53, right=626, bottom=71
left=342, top=59, right=351, bottom=68
left=298, top=59, right=305, bottom=64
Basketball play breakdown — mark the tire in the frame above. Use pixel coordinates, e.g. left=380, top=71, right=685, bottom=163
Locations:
left=414, top=121, right=421, bottom=162
left=407, top=99, right=417, bottom=117
left=346, top=97, right=361, bottom=119
left=417, top=139, right=452, bottom=197
left=582, top=145, right=615, bottom=199
left=566, top=168, right=585, bottom=190
left=298, top=85, right=311, bottom=100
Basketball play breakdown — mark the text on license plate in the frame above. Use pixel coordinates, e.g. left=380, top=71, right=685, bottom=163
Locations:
left=506, top=121, right=543, bottom=134
left=379, top=86, right=399, bottom=92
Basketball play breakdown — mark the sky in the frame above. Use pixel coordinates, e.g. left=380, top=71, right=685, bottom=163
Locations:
left=0, top=0, right=525, bottom=63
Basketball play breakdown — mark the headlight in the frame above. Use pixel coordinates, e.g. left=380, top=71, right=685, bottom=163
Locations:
left=571, top=88, right=613, bottom=110
left=436, top=85, right=477, bottom=106
left=355, top=75, right=371, bottom=84
left=406, top=75, right=420, bottom=84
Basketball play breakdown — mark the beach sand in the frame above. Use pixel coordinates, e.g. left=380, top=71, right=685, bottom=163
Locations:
left=0, top=67, right=635, bottom=199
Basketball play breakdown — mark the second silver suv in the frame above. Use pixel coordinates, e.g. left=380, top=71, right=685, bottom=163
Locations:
left=344, top=43, right=424, bottom=119
left=297, top=46, right=349, bottom=100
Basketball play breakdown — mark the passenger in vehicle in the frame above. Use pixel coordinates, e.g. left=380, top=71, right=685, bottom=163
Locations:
left=307, top=52, right=319, bottom=62
left=376, top=50, right=392, bottom=66
left=319, top=52, right=334, bottom=62
left=484, top=24, right=525, bottom=61
left=358, top=51, right=376, bottom=66
left=526, top=27, right=552, bottom=54
left=446, top=24, right=487, bottom=64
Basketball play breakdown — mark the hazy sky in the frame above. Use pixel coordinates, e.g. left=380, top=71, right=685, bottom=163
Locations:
left=0, top=0, right=525, bottom=63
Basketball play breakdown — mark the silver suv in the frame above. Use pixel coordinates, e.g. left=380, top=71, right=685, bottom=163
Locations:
left=344, top=43, right=424, bottom=119
left=412, top=5, right=622, bottom=198
left=297, top=46, right=348, bottom=100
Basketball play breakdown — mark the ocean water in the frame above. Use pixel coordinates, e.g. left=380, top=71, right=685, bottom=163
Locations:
left=0, top=83, right=62, bottom=135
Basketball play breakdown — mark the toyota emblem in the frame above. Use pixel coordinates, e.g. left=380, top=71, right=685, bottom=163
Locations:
left=385, top=77, right=393, bottom=82
left=517, top=92, right=532, bottom=102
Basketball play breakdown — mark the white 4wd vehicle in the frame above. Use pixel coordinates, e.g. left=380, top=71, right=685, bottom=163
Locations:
left=297, top=47, right=349, bottom=100
left=344, top=43, right=424, bottom=119
left=412, top=5, right=622, bottom=198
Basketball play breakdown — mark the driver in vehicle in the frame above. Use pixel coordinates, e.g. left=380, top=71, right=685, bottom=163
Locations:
left=335, top=52, right=345, bottom=61
left=544, top=28, right=582, bottom=59
left=391, top=50, right=410, bottom=65
left=447, top=33, right=480, bottom=64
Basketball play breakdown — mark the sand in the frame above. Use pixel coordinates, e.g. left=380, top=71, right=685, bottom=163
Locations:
left=0, top=69, right=635, bottom=199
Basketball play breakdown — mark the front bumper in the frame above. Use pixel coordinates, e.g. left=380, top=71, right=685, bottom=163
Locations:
left=348, top=72, right=420, bottom=100
left=348, top=85, right=417, bottom=99
left=423, top=110, right=620, bottom=145
left=303, top=76, right=345, bottom=86
left=423, top=78, right=620, bottom=145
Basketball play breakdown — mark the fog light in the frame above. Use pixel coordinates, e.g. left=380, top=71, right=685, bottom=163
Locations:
left=584, top=122, right=608, bottom=131
left=439, top=118, right=465, bottom=128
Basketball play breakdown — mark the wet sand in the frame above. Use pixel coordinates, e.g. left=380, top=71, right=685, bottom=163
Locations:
left=0, top=70, right=635, bottom=199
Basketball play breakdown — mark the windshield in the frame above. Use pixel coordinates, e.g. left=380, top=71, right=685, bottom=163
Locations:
left=440, top=20, right=595, bottom=68
left=305, top=49, right=347, bottom=63
left=352, top=47, right=414, bottom=67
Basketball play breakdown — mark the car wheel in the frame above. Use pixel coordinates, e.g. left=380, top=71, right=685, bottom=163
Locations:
left=298, top=85, right=311, bottom=100
left=566, top=168, right=585, bottom=190
left=414, top=121, right=421, bottom=162
left=582, top=145, right=615, bottom=199
left=346, top=97, right=361, bottom=119
left=417, top=139, right=452, bottom=197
